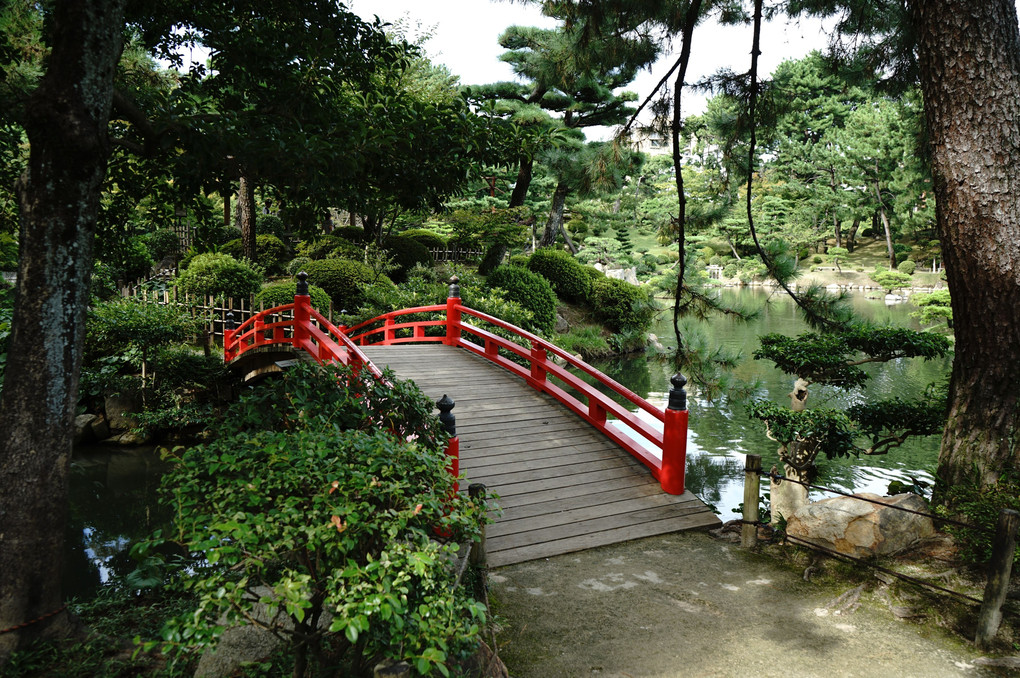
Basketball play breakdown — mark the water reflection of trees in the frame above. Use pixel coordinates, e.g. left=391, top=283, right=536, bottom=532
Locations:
left=66, top=447, right=170, bottom=598
left=683, top=452, right=742, bottom=507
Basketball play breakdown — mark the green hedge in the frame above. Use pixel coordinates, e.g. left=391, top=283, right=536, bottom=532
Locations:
left=383, top=235, right=434, bottom=283
left=176, top=253, right=262, bottom=299
left=220, top=234, right=289, bottom=274
left=295, top=234, right=360, bottom=261
left=486, top=265, right=557, bottom=334
left=527, top=249, right=591, bottom=303
left=590, top=277, right=656, bottom=332
left=400, top=229, right=447, bottom=249
left=303, top=258, right=385, bottom=311
left=254, top=280, right=333, bottom=314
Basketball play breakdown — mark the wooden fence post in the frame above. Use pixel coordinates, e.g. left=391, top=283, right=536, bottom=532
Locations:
left=975, top=508, right=1020, bottom=647
left=660, top=373, right=688, bottom=495
left=469, top=483, right=488, bottom=570
left=742, top=454, right=763, bottom=549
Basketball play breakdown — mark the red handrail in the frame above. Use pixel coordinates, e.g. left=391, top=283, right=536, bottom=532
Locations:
left=223, top=284, right=687, bottom=495
left=344, top=292, right=689, bottom=495
left=224, top=295, right=383, bottom=380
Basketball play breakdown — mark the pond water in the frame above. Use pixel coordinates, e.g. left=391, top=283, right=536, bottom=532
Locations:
left=587, top=286, right=951, bottom=519
left=66, top=445, right=170, bottom=598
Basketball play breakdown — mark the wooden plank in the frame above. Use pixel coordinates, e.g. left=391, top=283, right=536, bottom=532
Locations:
left=490, top=497, right=710, bottom=539
left=493, top=485, right=697, bottom=522
left=487, top=513, right=722, bottom=567
left=464, top=456, right=637, bottom=486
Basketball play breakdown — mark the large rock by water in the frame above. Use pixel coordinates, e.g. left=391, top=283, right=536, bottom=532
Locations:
left=786, top=492, right=935, bottom=558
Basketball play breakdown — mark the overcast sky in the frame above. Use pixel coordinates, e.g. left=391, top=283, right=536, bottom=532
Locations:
left=346, top=0, right=836, bottom=132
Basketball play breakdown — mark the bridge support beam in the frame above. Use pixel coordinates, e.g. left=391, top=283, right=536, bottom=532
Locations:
left=660, top=373, right=688, bottom=495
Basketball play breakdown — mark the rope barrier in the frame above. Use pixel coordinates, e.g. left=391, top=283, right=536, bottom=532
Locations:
left=0, top=604, right=68, bottom=635
left=756, top=468, right=994, bottom=535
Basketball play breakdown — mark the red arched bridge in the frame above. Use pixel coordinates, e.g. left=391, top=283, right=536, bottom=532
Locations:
left=224, top=273, right=720, bottom=566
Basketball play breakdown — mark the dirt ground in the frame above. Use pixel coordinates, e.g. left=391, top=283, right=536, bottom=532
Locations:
left=488, top=531, right=1016, bottom=678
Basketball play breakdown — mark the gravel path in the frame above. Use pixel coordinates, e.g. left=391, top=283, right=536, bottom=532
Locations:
left=489, top=531, right=1008, bottom=678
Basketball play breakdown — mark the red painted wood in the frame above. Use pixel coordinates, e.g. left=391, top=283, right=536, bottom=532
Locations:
left=225, top=293, right=690, bottom=494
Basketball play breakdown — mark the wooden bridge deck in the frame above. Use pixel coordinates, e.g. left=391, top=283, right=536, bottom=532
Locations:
left=361, top=344, right=720, bottom=567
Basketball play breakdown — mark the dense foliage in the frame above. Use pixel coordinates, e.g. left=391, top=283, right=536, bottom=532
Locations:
left=382, top=235, right=434, bottom=282
left=485, top=265, right=557, bottom=334
left=254, top=281, right=333, bottom=315
left=139, top=363, right=489, bottom=676
left=303, top=258, right=387, bottom=311
left=589, top=277, right=657, bottom=333
left=527, top=248, right=592, bottom=303
left=175, top=253, right=263, bottom=299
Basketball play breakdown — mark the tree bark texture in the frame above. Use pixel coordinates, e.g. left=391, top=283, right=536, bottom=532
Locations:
left=508, top=156, right=533, bottom=208
left=0, top=0, right=126, bottom=659
left=539, top=181, right=570, bottom=249
left=911, top=0, right=1020, bottom=487
left=238, top=175, right=256, bottom=261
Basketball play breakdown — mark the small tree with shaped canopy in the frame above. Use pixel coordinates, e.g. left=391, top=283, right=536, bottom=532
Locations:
left=749, top=325, right=951, bottom=523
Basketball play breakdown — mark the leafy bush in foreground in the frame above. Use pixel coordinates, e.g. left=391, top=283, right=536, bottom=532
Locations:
left=140, top=363, right=489, bottom=677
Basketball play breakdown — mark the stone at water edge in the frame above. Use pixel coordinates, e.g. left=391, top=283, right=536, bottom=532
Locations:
left=785, top=492, right=935, bottom=559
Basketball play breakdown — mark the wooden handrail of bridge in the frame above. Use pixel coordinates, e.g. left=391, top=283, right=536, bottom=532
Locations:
left=224, top=275, right=688, bottom=494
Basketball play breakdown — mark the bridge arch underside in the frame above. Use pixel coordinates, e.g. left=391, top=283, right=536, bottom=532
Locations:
left=226, top=345, right=314, bottom=384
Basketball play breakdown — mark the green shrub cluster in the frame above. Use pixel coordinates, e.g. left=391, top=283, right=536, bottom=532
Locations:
left=295, top=233, right=360, bottom=261
left=175, top=253, right=262, bottom=299
left=220, top=234, right=289, bottom=274
left=400, top=228, right=447, bottom=249
left=938, top=473, right=1020, bottom=564
left=527, top=248, right=591, bottom=303
left=138, top=363, right=489, bottom=676
left=0, top=233, right=18, bottom=270
left=256, top=213, right=287, bottom=241
left=897, top=259, right=917, bottom=275
left=590, top=276, right=656, bottom=332
left=303, top=258, right=385, bottom=311
left=255, top=280, right=333, bottom=314
left=383, top=235, right=434, bottom=282
left=143, top=229, right=180, bottom=262
left=485, top=265, right=557, bottom=334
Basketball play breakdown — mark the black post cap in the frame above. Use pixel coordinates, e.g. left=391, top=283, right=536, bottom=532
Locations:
left=296, top=271, right=309, bottom=296
left=668, top=373, right=687, bottom=411
left=225, top=311, right=235, bottom=330
left=436, top=394, right=456, bottom=436
left=448, top=275, right=460, bottom=299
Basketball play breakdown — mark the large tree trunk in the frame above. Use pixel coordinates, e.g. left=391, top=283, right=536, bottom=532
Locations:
left=846, top=218, right=861, bottom=253
left=538, top=181, right=570, bottom=249
left=238, top=175, right=256, bottom=261
left=911, top=0, right=1020, bottom=488
left=0, top=0, right=126, bottom=660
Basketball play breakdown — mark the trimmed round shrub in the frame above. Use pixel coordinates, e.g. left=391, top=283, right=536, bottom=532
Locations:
left=812, top=255, right=824, bottom=264
left=508, top=254, right=531, bottom=268
left=287, top=257, right=310, bottom=275
left=582, top=265, right=605, bottom=285
left=723, top=263, right=738, bottom=278
left=383, top=235, right=433, bottom=282
left=256, top=214, right=287, bottom=241
left=400, top=229, right=447, bottom=249
left=897, top=259, right=917, bottom=275
left=303, top=258, right=383, bottom=311
left=296, top=234, right=360, bottom=261
left=590, top=277, right=656, bottom=332
left=485, top=265, right=557, bottom=334
left=256, top=234, right=289, bottom=274
left=527, top=249, right=591, bottom=303
left=176, top=253, right=262, bottom=299
left=220, top=238, right=244, bottom=260
left=255, top=280, right=332, bottom=314
left=145, top=229, right=181, bottom=261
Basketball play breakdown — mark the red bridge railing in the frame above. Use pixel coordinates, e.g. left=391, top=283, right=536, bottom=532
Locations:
left=344, top=276, right=689, bottom=495
left=223, top=274, right=688, bottom=495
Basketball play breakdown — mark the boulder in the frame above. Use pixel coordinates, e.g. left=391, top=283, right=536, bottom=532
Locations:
left=105, top=390, right=141, bottom=431
left=110, top=429, right=153, bottom=446
left=74, top=414, right=98, bottom=445
left=89, top=414, right=111, bottom=441
left=786, top=492, right=935, bottom=559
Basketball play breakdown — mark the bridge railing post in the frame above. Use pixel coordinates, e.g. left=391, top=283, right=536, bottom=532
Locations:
left=530, top=342, right=547, bottom=385
left=660, top=373, right=688, bottom=495
left=293, top=271, right=311, bottom=350
left=224, top=311, right=237, bottom=361
left=445, top=276, right=461, bottom=347
left=437, top=394, right=459, bottom=493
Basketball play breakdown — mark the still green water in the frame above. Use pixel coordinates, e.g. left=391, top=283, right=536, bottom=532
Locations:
left=588, top=286, right=951, bottom=518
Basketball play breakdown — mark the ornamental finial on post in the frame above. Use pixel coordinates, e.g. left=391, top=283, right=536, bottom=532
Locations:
left=448, top=275, right=460, bottom=299
left=436, top=394, right=456, bottom=436
left=296, top=271, right=309, bottom=296
left=668, top=373, right=687, bottom=411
